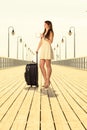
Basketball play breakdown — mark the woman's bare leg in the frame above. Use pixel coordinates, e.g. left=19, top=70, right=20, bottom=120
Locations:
left=40, top=59, right=47, bottom=84
left=45, top=60, right=52, bottom=86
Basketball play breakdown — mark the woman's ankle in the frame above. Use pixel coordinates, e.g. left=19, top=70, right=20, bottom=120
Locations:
left=46, top=79, right=50, bottom=85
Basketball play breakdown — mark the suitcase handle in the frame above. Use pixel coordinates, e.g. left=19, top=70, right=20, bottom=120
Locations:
left=36, top=52, right=38, bottom=64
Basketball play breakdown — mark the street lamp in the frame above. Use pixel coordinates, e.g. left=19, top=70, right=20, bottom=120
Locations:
left=22, top=42, right=25, bottom=60
left=53, top=47, right=56, bottom=60
left=8, top=26, right=15, bottom=57
left=17, top=36, right=22, bottom=59
left=61, top=36, right=67, bottom=59
left=20, top=41, right=29, bottom=61
left=68, top=26, right=76, bottom=58
left=56, top=44, right=59, bottom=60
left=24, top=43, right=27, bottom=60
left=27, top=48, right=30, bottom=60
left=22, top=42, right=24, bottom=60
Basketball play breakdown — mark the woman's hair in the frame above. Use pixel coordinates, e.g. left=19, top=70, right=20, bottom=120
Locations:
left=43, top=20, right=54, bottom=39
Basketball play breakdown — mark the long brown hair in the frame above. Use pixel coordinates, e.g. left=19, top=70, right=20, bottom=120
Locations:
left=43, top=20, right=54, bottom=40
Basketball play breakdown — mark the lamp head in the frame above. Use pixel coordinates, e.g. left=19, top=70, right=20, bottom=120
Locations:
left=61, top=38, right=64, bottom=43
left=11, top=30, right=15, bottom=35
left=20, top=38, right=22, bottom=42
left=25, top=44, right=27, bottom=47
left=57, top=44, right=59, bottom=47
left=69, top=30, right=72, bottom=36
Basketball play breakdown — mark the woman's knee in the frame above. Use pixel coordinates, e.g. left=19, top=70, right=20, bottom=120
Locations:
left=46, top=60, right=51, bottom=68
left=39, top=63, right=42, bottom=69
left=40, top=60, right=45, bottom=69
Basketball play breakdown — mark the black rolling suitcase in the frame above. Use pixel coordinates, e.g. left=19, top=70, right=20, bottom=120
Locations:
left=24, top=52, right=38, bottom=87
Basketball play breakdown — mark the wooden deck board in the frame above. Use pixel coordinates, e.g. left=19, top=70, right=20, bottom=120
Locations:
left=11, top=87, right=35, bottom=130
left=51, top=65, right=87, bottom=130
left=26, top=88, right=40, bottom=130
left=0, top=65, right=87, bottom=130
left=47, top=87, right=70, bottom=130
left=40, top=88, right=55, bottom=130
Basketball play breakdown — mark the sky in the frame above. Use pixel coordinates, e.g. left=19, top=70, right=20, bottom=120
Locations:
left=0, top=0, right=87, bottom=60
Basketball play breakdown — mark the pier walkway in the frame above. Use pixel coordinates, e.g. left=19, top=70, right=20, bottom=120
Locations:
left=0, top=65, right=87, bottom=130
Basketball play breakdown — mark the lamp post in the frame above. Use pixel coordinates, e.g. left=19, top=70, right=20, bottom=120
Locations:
left=24, top=43, right=27, bottom=60
left=22, top=42, right=25, bottom=60
left=17, top=36, right=22, bottom=59
left=68, top=26, right=76, bottom=58
left=61, top=36, right=67, bottom=59
left=27, top=48, right=30, bottom=60
left=8, top=26, right=15, bottom=57
left=56, top=44, right=59, bottom=60
left=53, top=47, right=56, bottom=60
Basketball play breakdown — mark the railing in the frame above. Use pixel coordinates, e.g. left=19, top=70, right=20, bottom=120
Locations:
left=0, top=57, right=31, bottom=69
left=52, top=56, right=87, bottom=70
left=1, top=56, right=87, bottom=70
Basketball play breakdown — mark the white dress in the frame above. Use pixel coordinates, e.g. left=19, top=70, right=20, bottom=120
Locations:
left=39, top=38, right=54, bottom=60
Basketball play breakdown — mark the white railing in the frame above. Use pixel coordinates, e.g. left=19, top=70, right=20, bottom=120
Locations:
left=52, top=56, right=87, bottom=70
left=0, top=57, right=31, bottom=69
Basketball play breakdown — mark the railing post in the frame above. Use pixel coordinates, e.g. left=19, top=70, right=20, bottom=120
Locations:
left=84, top=57, right=85, bottom=70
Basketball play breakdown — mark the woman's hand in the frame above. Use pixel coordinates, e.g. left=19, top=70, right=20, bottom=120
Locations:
left=36, top=50, right=38, bottom=53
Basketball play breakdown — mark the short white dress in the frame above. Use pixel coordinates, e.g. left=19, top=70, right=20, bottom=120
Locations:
left=39, top=38, right=54, bottom=60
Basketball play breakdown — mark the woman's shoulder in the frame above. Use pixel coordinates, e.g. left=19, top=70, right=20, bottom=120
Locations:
left=50, top=30, right=54, bottom=37
left=49, top=29, right=54, bottom=34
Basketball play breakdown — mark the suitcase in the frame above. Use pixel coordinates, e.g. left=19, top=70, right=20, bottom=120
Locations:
left=24, top=52, right=38, bottom=87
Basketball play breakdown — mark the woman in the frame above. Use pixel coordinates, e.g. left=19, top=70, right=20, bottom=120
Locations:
left=36, top=20, right=54, bottom=88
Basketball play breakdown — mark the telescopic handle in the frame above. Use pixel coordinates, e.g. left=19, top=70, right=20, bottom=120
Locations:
left=36, top=52, right=38, bottom=64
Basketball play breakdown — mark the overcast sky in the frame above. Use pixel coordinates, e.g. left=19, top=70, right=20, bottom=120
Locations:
left=0, top=0, right=87, bottom=59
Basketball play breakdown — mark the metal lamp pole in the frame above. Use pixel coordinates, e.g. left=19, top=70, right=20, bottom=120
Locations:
left=17, top=36, right=22, bottom=59
left=25, top=44, right=27, bottom=60
left=27, top=48, right=30, bottom=60
left=68, top=26, right=76, bottom=58
left=22, top=42, right=25, bottom=60
left=8, top=26, right=15, bottom=57
left=56, top=44, right=59, bottom=60
left=61, top=36, right=67, bottom=59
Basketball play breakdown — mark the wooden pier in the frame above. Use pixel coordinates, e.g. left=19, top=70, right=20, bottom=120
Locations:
left=0, top=65, right=87, bottom=130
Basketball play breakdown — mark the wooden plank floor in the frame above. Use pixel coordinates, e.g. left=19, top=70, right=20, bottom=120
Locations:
left=0, top=65, right=87, bottom=130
